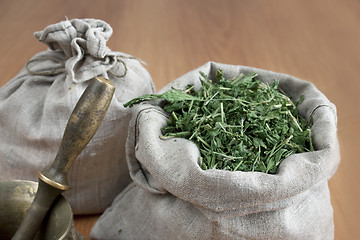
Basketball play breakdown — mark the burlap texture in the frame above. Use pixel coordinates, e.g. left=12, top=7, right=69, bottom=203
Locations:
left=91, top=62, right=340, bottom=239
left=0, top=18, right=155, bottom=214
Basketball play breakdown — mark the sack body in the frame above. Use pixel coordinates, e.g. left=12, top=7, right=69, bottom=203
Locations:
left=0, top=19, right=155, bottom=214
left=91, top=62, right=340, bottom=239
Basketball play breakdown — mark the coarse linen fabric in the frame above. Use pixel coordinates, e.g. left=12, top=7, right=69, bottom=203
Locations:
left=0, top=19, right=155, bottom=214
left=91, top=62, right=340, bottom=239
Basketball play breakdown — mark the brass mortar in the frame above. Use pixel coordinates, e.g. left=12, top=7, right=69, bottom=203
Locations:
left=0, top=180, right=83, bottom=240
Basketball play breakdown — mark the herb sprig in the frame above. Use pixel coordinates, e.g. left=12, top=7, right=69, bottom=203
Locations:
left=124, top=70, right=313, bottom=174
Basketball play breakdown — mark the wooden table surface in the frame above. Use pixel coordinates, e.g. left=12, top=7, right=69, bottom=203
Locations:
left=0, top=0, right=359, bottom=239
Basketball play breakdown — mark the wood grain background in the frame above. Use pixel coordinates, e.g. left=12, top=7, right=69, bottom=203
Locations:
left=0, top=0, right=359, bottom=239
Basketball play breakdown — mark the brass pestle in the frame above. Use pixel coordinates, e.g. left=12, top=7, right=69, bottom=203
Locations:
left=12, top=76, right=115, bottom=240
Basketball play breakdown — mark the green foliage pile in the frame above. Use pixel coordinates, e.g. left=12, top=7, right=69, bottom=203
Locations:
left=124, top=69, right=313, bottom=174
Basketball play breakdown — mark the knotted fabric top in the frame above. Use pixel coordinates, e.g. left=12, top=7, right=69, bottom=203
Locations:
left=35, top=18, right=112, bottom=58
left=32, top=18, right=119, bottom=83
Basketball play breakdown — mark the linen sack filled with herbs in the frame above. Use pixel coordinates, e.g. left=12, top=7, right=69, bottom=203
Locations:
left=0, top=18, right=155, bottom=214
left=91, top=62, right=340, bottom=239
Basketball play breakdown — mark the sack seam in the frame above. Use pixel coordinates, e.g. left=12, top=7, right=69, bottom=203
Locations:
left=309, top=104, right=337, bottom=122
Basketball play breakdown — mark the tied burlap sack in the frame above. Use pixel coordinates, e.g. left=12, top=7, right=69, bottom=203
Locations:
left=0, top=18, right=155, bottom=214
left=91, top=62, right=340, bottom=239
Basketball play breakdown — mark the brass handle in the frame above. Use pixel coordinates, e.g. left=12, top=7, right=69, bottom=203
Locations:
left=12, top=76, right=115, bottom=240
left=39, top=76, right=115, bottom=190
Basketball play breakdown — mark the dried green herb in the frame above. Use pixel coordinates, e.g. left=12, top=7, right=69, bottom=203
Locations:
left=124, top=69, right=313, bottom=174
left=123, top=89, right=199, bottom=108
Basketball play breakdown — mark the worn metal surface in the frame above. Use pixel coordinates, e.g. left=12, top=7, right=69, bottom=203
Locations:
left=0, top=180, right=84, bottom=240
